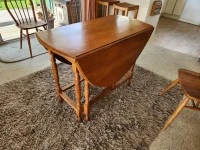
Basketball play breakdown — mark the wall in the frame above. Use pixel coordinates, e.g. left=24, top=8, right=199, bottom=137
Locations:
left=145, top=0, right=165, bottom=28
left=161, top=0, right=168, bottom=13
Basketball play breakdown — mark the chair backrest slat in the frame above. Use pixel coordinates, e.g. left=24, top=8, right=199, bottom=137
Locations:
left=19, top=0, right=28, bottom=22
left=8, top=0, right=21, bottom=24
left=4, top=0, right=37, bottom=25
left=25, top=0, right=31, bottom=22
left=14, top=0, right=25, bottom=23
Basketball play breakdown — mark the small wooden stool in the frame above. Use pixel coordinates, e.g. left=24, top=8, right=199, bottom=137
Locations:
left=113, top=2, right=139, bottom=19
left=161, top=69, right=200, bottom=129
left=96, top=0, right=120, bottom=18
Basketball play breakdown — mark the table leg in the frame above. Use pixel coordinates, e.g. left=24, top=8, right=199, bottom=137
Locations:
left=50, top=52, right=63, bottom=102
left=128, top=66, right=133, bottom=86
left=84, top=80, right=90, bottom=121
left=73, top=67, right=82, bottom=122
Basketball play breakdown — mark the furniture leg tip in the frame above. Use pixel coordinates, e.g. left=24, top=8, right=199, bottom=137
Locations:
left=85, top=116, right=89, bottom=121
left=57, top=97, right=63, bottom=103
left=77, top=117, right=82, bottom=122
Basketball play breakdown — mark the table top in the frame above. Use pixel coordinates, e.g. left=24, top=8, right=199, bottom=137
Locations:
left=36, top=15, right=153, bottom=62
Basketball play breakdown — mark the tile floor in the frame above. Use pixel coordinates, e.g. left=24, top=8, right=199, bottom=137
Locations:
left=150, top=17, right=200, bottom=58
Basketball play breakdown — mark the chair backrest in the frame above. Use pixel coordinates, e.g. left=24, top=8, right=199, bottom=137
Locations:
left=69, top=0, right=81, bottom=23
left=113, top=4, right=128, bottom=16
left=4, top=0, right=37, bottom=25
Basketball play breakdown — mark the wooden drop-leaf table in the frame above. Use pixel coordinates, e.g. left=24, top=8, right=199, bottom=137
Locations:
left=36, top=15, right=154, bottom=121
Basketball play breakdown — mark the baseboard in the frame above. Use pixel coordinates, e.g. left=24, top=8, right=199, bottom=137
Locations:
left=179, top=18, right=200, bottom=26
left=161, top=13, right=200, bottom=26
left=161, top=13, right=180, bottom=20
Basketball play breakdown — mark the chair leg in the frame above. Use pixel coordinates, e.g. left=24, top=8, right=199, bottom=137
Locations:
left=134, top=8, right=139, bottom=19
left=96, top=3, right=99, bottom=18
left=196, top=102, right=200, bottom=108
left=160, top=78, right=179, bottom=96
left=124, top=9, right=128, bottom=16
left=20, top=29, right=22, bottom=49
left=163, top=96, right=190, bottom=130
left=26, top=30, right=33, bottom=58
left=106, top=4, right=109, bottom=16
left=43, top=25, right=47, bottom=30
left=191, top=100, right=196, bottom=107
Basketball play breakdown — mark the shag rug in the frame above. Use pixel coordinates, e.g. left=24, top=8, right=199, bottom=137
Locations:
left=0, top=64, right=183, bottom=150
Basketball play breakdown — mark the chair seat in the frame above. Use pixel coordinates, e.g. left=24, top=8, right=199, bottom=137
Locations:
left=115, top=2, right=139, bottom=9
left=17, top=21, right=47, bottom=29
left=179, top=69, right=200, bottom=100
left=98, top=0, right=120, bottom=5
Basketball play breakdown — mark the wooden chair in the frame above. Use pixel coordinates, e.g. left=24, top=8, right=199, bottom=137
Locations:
left=161, top=69, right=200, bottom=129
left=96, top=0, right=120, bottom=18
left=69, top=0, right=81, bottom=23
left=4, top=0, right=47, bottom=58
left=113, top=2, right=139, bottom=19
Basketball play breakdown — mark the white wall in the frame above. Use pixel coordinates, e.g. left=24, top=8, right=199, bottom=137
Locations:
left=161, top=0, right=168, bottom=13
left=180, top=0, right=200, bottom=25
left=145, top=0, right=165, bottom=28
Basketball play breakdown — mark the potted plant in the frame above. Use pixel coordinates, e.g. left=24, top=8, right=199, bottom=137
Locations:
left=36, top=7, right=55, bottom=29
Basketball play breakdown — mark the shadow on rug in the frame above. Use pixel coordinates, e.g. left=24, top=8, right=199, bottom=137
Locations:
left=0, top=37, right=47, bottom=63
left=0, top=64, right=183, bottom=150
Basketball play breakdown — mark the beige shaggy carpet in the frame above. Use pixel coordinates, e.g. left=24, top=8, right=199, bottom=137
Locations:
left=0, top=64, right=183, bottom=150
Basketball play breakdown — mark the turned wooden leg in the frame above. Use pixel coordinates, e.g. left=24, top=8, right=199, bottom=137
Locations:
left=20, top=29, right=22, bottom=49
left=26, top=29, right=33, bottom=58
left=163, top=96, right=190, bottom=130
left=113, top=8, right=116, bottom=15
left=50, top=52, right=63, bottom=102
left=84, top=80, right=90, bottom=121
left=160, top=79, right=179, bottom=96
left=74, top=67, right=82, bottom=122
left=128, top=66, right=133, bottom=86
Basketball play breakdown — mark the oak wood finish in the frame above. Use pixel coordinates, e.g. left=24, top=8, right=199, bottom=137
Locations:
left=4, top=0, right=47, bottom=58
left=73, top=65, right=82, bottom=121
left=36, top=15, right=154, bottom=121
left=113, top=2, right=139, bottom=19
left=96, top=0, right=120, bottom=17
left=84, top=80, right=90, bottom=121
left=50, top=52, right=63, bottom=102
left=161, top=69, right=200, bottom=129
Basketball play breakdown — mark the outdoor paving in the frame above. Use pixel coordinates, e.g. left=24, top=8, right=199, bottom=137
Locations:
left=0, top=8, right=61, bottom=41
left=0, top=10, right=13, bottom=24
